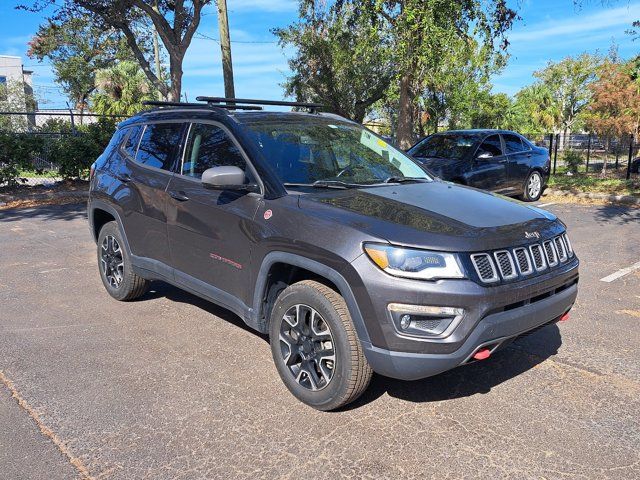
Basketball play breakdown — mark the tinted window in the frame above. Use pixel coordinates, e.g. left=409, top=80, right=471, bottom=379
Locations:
left=122, top=126, right=143, bottom=158
left=410, top=133, right=481, bottom=160
left=181, top=123, right=248, bottom=179
left=503, top=134, right=525, bottom=154
left=135, top=123, right=183, bottom=170
left=477, top=135, right=503, bottom=157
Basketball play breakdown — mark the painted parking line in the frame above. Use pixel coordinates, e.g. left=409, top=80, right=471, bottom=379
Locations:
left=537, top=202, right=557, bottom=208
left=600, top=261, right=640, bottom=283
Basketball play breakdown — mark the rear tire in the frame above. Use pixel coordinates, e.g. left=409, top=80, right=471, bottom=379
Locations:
left=521, top=170, right=543, bottom=202
left=97, top=221, right=149, bottom=301
left=269, top=280, right=372, bottom=411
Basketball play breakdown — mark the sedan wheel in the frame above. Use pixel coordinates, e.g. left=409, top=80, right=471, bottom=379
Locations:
left=523, top=171, right=543, bottom=201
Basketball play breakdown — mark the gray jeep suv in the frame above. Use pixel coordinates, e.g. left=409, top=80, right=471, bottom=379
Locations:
left=88, top=97, right=579, bottom=410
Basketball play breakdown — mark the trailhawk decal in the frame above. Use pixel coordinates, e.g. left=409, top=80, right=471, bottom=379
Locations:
left=209, top=252, right=243, bottom=270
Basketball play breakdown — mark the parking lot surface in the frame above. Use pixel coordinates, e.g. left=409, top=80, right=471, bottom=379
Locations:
left=1, top=201, right=639, bottom=479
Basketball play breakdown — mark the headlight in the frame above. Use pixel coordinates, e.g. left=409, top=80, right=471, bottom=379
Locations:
left=363, top=243, right=465, bottom=280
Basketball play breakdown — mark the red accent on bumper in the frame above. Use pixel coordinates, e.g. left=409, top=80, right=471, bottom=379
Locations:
left=559, top=312, right=570, bottom=322
left=473, top=348, right=491, bottom=361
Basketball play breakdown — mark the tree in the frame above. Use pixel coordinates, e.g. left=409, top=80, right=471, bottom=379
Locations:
left=585, top=58, right=640, bottom=174
left=274, top=1, right=393, bottom=123
left=533, top=54, right=601, bottom=138
left=27, top=15, right=144, bottom=116
left=22, top=0, right=209, bottom=101
left=0, top=80, right=38, bottom=132
left=90, top=61, right=157, bottom=116
left=510, top=84, right=559, bottom=135
left=352, top=0, right=517, bottom=148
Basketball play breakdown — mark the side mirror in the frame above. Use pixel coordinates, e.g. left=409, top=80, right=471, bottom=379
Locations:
left=476, top=151, right=493, bottom=159
left=201, top=166, right=259, bottom=192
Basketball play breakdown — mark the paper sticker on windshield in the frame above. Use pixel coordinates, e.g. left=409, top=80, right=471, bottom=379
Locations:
left=377, top=139, right=387, bottom=148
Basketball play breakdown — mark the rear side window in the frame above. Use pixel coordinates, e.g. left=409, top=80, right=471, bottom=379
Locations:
left=181, top=123, right=249, bottom=179
left=503, top=134, right=525, bottom=154
left=135, top=123, right=183, bottom=170
left=122, top=126, right=143, bottom=159
left=477, top=135, right=503, bottom=157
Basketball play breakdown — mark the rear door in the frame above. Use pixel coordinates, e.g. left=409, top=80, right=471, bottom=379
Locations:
left=467, top=134, right=508, bottom=192
left=119, top=122, right=184, bottom=267
left=502, top=133, right=531, bottom=192
left=165, top=122, right=261, bottom=308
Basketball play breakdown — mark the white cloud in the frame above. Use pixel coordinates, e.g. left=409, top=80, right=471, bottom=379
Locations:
left=509, top=3, right=640, bottom=42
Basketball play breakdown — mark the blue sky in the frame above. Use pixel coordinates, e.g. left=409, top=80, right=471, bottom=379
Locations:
left=1, top=0, right=638, bottom=109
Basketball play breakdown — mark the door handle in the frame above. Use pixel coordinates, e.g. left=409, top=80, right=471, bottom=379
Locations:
left=116, top=173, right=132, bottom=183
left=169, top=190, right=189, bottom=201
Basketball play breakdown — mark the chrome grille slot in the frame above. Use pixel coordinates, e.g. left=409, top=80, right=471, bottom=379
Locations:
left=513, top=247, right=533, bottom=275
left=543, top=240, right=558, bottom=267
left=563, top=233, right=574, bottom=257
left=529, top=244, right=547, bottom=271
left=554, top=236, right=568, bottom=262
left=494, top=250, right=517, bottom=280
left=470, top=253, right=498, bottom=283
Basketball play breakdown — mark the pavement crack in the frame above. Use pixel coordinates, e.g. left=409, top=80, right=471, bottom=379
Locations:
left=0, top=370, right=93, bottom=480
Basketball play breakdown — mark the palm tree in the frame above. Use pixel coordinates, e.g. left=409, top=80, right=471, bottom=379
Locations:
left=91, top=61, right=158, bottom=116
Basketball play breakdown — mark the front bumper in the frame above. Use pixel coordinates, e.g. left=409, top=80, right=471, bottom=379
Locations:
left=345, top=254, right=578, bottom=380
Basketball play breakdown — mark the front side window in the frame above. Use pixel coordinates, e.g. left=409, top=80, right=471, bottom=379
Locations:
left=240, top=118, right=430, bottom=185
left=410, top=134, right=481, bottom=160
left=477, top=135, right=503, bottom=157
left=503, top=134, right=525, bottom=154
left=135, top=123, right=183, bottom=170
left=181, top=123, right=249, bottom=179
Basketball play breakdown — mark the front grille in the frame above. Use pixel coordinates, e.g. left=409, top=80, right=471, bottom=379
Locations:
left=470, top=234, right=574, bottom=284
left=470, top=253, right=498, bottom=282
left=543, top=240, right=558, bottom=267
left=494, top=250, right=517, bottom=279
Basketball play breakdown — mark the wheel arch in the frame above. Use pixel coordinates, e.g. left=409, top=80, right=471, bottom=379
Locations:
left=251, top=252, right=371, bottom=345
left=89, top=200, right=132, bottom=255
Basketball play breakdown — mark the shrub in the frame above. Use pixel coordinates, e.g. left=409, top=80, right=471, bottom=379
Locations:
left=562, top=150, right=584, bottom=174
left=0, top=134, right=44, bottom=187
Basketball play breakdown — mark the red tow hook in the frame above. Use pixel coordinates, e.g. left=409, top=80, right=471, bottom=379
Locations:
left=559, top=312, right=570, bottom=322
left=473, top=348, right=491, bottom=361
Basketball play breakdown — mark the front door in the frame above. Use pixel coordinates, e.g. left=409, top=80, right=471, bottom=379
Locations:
left=467, top=134, right=508, bottom=193
left=166, top=122, right=261, bottom=308
left=502, top=133, right=532, bottom=193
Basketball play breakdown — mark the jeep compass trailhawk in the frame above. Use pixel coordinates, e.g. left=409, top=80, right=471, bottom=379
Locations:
left=88, top=97, right=579, bottom=410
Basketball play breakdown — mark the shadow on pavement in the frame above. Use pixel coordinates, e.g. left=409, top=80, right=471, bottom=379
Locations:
left=137, top=281, right=562, bottom=408
left=0, top=203, right=86, bottom=223
left=593, top=203, right=640, bottom=225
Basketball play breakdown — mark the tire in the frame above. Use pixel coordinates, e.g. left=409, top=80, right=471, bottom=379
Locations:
left=97, top=221, right=149, bottom=301
left=269, top=280, right=373, bottom=411
left=521, top=170, right=544, bottom=202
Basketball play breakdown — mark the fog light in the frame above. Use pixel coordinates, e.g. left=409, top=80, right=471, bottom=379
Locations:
left=388, top=303, right=465, bottom=338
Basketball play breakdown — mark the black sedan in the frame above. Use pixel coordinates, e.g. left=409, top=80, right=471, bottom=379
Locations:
left=407, top=129, right=551, bottom=201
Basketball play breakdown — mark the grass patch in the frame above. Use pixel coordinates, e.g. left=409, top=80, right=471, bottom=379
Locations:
left=548, top=173, right=640, bottom=197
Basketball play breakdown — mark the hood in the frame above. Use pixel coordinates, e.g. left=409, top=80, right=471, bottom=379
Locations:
left=416, top=157, right=465, bottom=181
left=298, top=181, right=562, bottom=252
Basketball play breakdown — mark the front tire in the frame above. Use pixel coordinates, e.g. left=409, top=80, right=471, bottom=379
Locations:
left=97, top=221, right=149, bottom=301
left=521, top=170, right=543, bottom=202
left=269, top=280, right=372, bottom=411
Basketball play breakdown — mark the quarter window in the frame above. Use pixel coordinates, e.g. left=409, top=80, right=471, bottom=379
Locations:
left=121, top=125, right=144, bottom=159
left=503, top=134, right=526, bottom=154
left=135, top=123, right=183, bottom=170
left=477, top=135, right=503, bottom=157
left=181, top=123, right=249, bottom=179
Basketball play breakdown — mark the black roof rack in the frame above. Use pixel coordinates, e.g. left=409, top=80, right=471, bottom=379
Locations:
left=196, top=97, right=324, bottom=113
left=142, top=100, right=262, bottom=111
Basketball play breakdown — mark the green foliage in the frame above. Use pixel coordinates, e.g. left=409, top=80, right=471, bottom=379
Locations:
left=0, top=134, right=43, bottom=187
left=0, top=80, right=38, bottom=132
left=562, top=150, right=584, bottom=174
left=90, top=61, right=157, bottom=116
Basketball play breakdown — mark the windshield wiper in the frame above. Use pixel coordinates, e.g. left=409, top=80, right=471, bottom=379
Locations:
left=284, top=180, right=360, bottom=189
left=383, top=176, right=430, bottom=184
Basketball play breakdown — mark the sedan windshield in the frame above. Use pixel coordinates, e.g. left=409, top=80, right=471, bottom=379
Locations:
left=410, top=134, right=480, bottom=160
left=240, top=117, right=431, bottom=186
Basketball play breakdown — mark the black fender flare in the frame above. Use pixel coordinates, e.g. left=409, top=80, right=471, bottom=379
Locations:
left=88, top=199, right=132, bottom=255
left=251, top=252, right=371, bottom=344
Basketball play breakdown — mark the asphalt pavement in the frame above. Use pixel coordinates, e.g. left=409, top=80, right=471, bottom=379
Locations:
left=0, top=201, right=639, bottom=479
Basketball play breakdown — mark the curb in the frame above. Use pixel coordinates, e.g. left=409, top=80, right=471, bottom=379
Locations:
left=544, top=188, right=640, bottom=205
left=0, top=190, right=89, bottom=206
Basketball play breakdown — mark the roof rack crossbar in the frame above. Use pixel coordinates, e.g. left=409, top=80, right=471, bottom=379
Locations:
left=195, top=97, right=324, bottom=113
left=142, top=100, right=262, bottom=111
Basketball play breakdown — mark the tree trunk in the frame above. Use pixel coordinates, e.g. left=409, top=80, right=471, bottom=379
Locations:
left=168, top=56, right=183, bottom=102
left=396, top=72, right=415, bottom=149
left=216, top=0, right=236, bottom=99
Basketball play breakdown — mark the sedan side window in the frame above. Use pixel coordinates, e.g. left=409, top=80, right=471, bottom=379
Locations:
left=181, top=123, right=252, bottom=181
left=135, top=123, right=183, bottom=171
left=503, top=134, right=526, bottom=154
left=477, top=135, right=503, bottom=158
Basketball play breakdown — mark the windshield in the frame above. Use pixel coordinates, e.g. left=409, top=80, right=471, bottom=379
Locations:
left=410, top=134, right=480, bottom=160
left=240, top=117, right=431, bottom=186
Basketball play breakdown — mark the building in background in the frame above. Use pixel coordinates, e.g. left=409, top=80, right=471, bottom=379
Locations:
left=0, top=55, right=37, bottom=127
